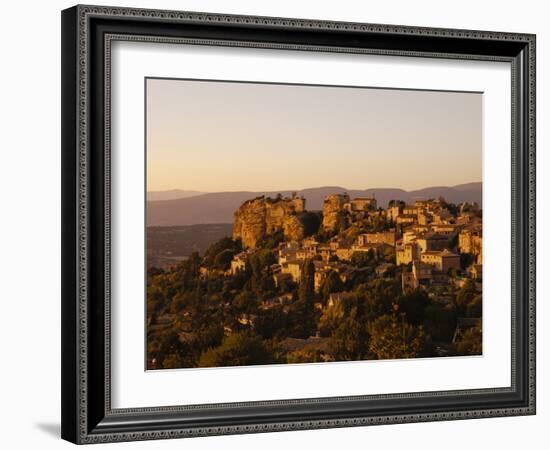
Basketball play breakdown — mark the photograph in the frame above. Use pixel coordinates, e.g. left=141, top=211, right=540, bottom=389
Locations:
left=145, top=78, right=484, bottom=370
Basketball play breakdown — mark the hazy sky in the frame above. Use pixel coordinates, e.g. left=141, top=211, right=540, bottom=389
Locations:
left=146, top=78, right=482, bottom=192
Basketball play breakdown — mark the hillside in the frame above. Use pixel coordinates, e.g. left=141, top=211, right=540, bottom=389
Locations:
left=147, top=223, right=233, bottom=269
left=147, top=183, right=482, bottom=226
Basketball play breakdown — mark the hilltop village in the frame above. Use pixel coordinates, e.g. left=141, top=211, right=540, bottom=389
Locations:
left=231, top=193, right=481, bottom=297
left=147, top=192, right=482, bottom=370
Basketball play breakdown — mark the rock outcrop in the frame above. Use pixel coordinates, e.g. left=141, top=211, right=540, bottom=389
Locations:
left=322, top=194, right=350, bottom=232
left=233, top=196, right=306, bottom=249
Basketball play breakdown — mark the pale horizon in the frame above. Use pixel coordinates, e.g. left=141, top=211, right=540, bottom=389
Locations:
left=147, top=181, right=482, bottom=195
left=147, top=78, right=482, bottom=192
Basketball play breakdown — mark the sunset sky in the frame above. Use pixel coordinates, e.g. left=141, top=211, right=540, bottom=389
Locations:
left=146, top=78, right=482, bottom=192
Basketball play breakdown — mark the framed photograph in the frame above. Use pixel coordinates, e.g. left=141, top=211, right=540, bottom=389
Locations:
left=61, top=5, right=536, bottom=444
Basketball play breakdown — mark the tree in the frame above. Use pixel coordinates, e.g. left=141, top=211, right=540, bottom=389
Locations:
left=233, top=290, right=258, bottom=315
left=290, top=259, right=316, bottom=338
left=350, top=250, right=375, bottom=268
left=197, top=332, right=274, bottom=367
left=355, top=279, right=400, bottom=321
left=321, top=270, right=343, bottom=303
left=213, top=248, right=237, bottom=269
left=423, top=303, right=458, bottom=343
left=455, top=279, right=478, bottom=314
left=454, top=324, right=482, bottom=355
left=466, top=294, right=482, bottom=318
left=388, top=200, right=405, bottom=209
left=287, top=348, right=324, bottom=364
left=299, top=211, right=322, bottom=237
left=328, top=296, right=369, bottom=361
left=438, top=197, right=458, bottom=216
left=203, top=237, right=241, bottom=267
left=368, top=314, right=425, bottom=360
left=398, top=289, right=430, bottom=325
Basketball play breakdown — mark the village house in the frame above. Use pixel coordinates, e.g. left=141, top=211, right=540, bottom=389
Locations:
left=420, top=249, right=461, bottom=273
left=396, top=214, right=417, bottom=226
left=347, top=196, right=377, bottom=212
left=280, top=260, right=302, bottom=282
left=414, top=199, right=440, bottom=210
left=403, top=206, right=420, bottom=216
left=412, top=260, right=433, bottom=287
left=396, top=242, right=419, bottom=265
left=335, top=247, right=354, bottom=261
left=278, top=241, right=301, bottom=264
left=402, top=230, right=419, bottom=245
left=417, top=211, right=431, bottom=225
left=296, top=246, right=317, bottom=261
left=388, top=205, right=402, bottom=222
left=230, top=251, right=248, bottom=275
left=313, top=261, right=353, bottom=292
left=415, top=232, right=450, bottom=253
left=458, top=226, right=483, bottom=263
left=430, top=223, right=460, bottom=236
left=432, top=208, right=452, bottom=224
left=356, top=229, right=397, bottom=247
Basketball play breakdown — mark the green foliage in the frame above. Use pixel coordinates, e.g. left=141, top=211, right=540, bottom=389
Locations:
left=286, top=259, right=316, bottom=338
left=258, top=230, right=284, bottom=250
left=367, top=314, right=425, bottom=360
left=355, top=279, right=400, bottom=321
left=146, top=194, right=481, bottom=369
left=213, top=248, right=237, bottom=268
left=466, top=294, right=482, bottom=318
left=328, top=297, right=369, bottom=361
left=388, top=200, right=405, bottom=209
left=203, top=237, right=241, bottom=268
left=299, top=211, right=322, bottom=237
left=455, top=279, right=479, bottom=315
left=454, top=324, right=482, bottom=355
left=438, top=197, right=458, bottom=216
left=197, top=332, right=274, bottom=367
left=350, top=250, right=375, bottom=268
left=233, top=290, right=258, bottom=314
left=287, top=348, right=324, bottom=364
left=321, top=271, right=344, bottom=303
left=249, top=249, right=276, bottom=275
left=398, top=289, right=430, bottom=325
left=423, top=303, right=458, bottom=342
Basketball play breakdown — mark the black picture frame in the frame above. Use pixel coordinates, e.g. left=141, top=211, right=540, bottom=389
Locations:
left=61, top=4, right=536, bottom=444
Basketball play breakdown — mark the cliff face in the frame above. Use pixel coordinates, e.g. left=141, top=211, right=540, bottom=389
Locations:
left=233, top=196, right=306, bottom=249
left=322, top=194, right=349, bottom=232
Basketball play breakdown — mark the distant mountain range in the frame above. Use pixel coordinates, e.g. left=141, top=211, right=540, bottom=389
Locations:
left=147, top=182, right=482, bottom=226
left=147, top=189, right=204, bottom=201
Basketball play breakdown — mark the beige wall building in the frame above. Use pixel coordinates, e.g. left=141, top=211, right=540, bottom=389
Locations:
left=420, top=249, right=460, bottom=273
left=397, top=243, right=418, bottom=265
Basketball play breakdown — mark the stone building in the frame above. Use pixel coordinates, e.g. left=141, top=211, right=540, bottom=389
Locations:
left=420, top=249, right=460, bottom=273
left=356, top=229, right=397, bottom=247
left=415, top=232, right=450, bottom=253
left=396, top=243, right=418, bottom=265
left=458, top=227, right=483, bottom=263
